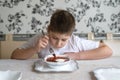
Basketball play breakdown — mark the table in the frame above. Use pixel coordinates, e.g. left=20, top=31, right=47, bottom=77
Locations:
left=0, top=57, right=120, bottom=80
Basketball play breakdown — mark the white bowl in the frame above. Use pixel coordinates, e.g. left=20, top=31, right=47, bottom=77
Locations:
left=44, top=54, right=71, bottom=68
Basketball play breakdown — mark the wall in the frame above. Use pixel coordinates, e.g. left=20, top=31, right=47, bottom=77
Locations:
left=0, top=0, right=120, bottom=34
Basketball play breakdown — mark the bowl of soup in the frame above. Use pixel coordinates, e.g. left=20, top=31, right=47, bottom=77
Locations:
left=44, top=54, right=71, bottom=68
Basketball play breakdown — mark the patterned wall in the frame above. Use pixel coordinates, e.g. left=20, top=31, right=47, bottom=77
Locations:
left=0, top=0, right=120, bottom=34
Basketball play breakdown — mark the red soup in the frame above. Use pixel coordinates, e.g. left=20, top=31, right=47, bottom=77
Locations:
left=46, top=56, right=69, bottom=62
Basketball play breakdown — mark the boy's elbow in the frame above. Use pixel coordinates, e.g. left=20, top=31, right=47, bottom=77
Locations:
left=107, top=50, right=113, bottom=57
left=11, top=51, right=17, bottom=59
left=106, top=46, right=113, bottom=57
left=10, top=49, right=23, bottom=60
left=11, top=53, right=27, bottom=60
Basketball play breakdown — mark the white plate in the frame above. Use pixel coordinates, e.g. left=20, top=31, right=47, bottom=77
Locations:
left=34, top=59, right=79, bottom=72
left=0, top=70, right=22, bottom=80
left=93, top=67, right=120, bottom=80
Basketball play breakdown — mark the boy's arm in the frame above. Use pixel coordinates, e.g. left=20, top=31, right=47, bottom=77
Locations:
left=11, top=35, right=49, bottom=60
left=64, top=42, right=113, bottom=60
left=11, top=47, right=38, bottom=60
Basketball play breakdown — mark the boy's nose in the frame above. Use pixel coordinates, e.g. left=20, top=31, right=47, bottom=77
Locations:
left=56, top=41, right=62, bottom=48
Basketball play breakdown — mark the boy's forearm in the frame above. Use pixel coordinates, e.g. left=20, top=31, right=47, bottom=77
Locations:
left=65, top=45, right=112, bottom=60
left=79, top=45, right=112, bottom=60
left=11, top=47, right=37, bottom=60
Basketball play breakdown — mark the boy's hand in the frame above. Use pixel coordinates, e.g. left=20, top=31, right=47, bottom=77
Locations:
left=35, top=35, right=49, bottom=52
left=64, top=52, right=81, bottom=60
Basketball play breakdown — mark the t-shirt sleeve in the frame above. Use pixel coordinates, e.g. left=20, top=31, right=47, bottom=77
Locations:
left=74, top=36, right=100, bottom=51
left=18, top=34, right=42, bottom=49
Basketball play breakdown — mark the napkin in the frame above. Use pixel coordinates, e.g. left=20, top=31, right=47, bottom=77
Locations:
left=0, top=70, right=22, bottom=80
left=93, top=67, right=120, bottom=80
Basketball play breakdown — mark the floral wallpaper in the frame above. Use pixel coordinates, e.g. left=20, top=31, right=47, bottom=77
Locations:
left=0, top=0, right=120, bottom=34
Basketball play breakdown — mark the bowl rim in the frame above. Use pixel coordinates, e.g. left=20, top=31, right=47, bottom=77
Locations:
left=44, top=54, right=71, bottom=65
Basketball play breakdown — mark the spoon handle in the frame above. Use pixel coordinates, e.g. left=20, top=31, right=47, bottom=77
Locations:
left=49, top=48, right=56, bottom=58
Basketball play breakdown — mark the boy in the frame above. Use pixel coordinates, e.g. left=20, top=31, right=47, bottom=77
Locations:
left=11, top=9, right=112, bottom=60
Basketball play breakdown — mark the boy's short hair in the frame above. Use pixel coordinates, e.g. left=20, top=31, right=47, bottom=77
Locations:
left=48, top=9, right=75, bottom=35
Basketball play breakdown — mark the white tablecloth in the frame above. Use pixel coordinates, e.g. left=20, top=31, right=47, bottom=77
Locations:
left=0, top=57, right=120, bottom=80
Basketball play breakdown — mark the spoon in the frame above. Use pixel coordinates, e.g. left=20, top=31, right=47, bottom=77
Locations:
left=42, top=30, right=56, bottom=59
left=49, top=48, right=56, bottom=59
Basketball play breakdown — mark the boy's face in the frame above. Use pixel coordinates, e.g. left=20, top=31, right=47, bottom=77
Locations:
left=48, top=31, right=71, bottom=49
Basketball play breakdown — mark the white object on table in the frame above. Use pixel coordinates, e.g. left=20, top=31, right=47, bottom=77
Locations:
left=93, top=67, right=120, bottom=80
left=0, top=70, right=22, bottom=80
left=34, top=59, right=78, bottom=72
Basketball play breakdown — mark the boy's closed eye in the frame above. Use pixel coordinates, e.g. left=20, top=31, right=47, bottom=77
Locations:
left=52, top=36, right=67, bottom=42
left=61, top=39, right=67, bottom=41
left=52, top=37, right=58, bottom=40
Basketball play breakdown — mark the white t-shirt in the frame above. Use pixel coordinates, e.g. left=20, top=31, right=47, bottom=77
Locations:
left=19, top=34, right=99, bottom=58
